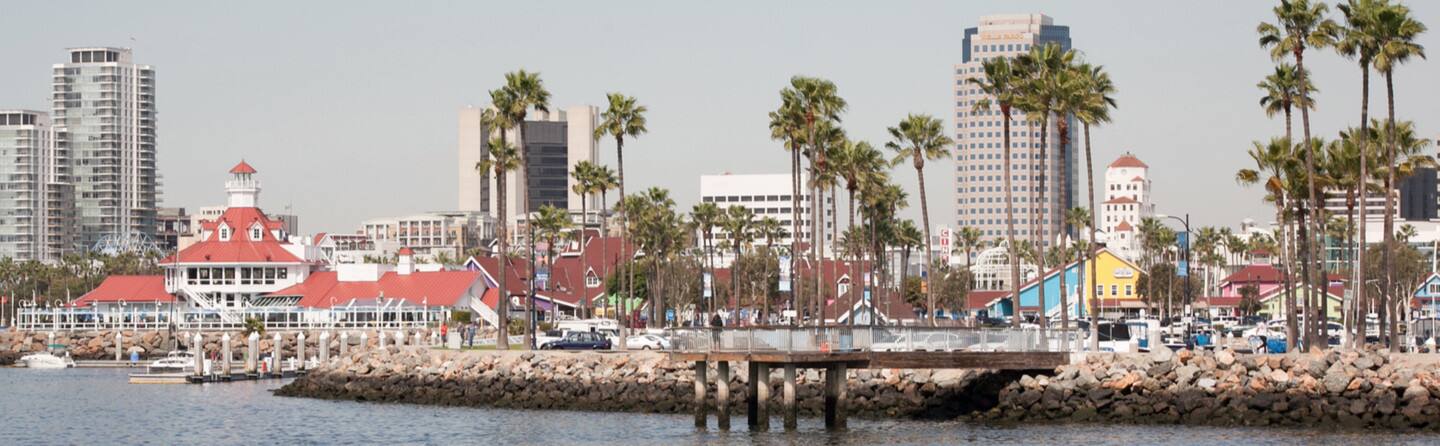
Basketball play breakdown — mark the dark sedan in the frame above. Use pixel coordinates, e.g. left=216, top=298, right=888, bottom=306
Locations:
left=540, top=331, right=612, bottom=350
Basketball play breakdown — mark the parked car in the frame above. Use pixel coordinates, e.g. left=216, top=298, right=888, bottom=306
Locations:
left=625, top=334, right=671, bottom=350
left=872, top=332, right=968, bottom=352
left=536, top=330, right=566, bottom=347
left=540, top=331, right=612, bottom=350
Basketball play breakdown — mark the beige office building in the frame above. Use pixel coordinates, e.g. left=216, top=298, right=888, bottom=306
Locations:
left=457, top=105, right=599, bottom=224
left=953, top=14, right=1075, bottom=247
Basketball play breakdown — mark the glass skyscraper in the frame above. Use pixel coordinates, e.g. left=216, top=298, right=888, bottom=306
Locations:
left=0, top=110, right=74, bottom=261
left=52, top=47, right=158, bottom=249
left=953, top=14, right=1074, bottom=248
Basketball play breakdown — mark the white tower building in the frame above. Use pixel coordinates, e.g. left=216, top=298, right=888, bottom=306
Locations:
left=1101, top=153, right=1154, bottom=262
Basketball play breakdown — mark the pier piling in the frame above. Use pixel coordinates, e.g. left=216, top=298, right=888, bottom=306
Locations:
left=246, top=332, right=259, bottom=375
left=693, top=361, right=707, bottom=429
left=378, top=330, right=386, bottom=349
left=756, top=364, right=770, bottom=431
left=297, top=332, right=307, bottom=371
left=193, top=333, right=204, bottom=377
left=716, top=361, right=730, bottom=430
left=360, top=332, right=369, bottom=352
left=340, top=332, right=349, bottom=357
left=783, top=364, right=796, bottom=430
left=115, top=331, right=123, bottom=361
left=747, top=363, right=759, bottom=429
left=271, top=333, right=282, bottom=376
left=319, top=332, right=330, bottom=364
left=221, top=333, right=232, bottom=379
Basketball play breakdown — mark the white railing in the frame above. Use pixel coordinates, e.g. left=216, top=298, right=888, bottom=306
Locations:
left=12, top=306, right=447, bottom=332
left=664, top=326, right=1082, bottom=353
left=181, top=289, right=239, bottom=324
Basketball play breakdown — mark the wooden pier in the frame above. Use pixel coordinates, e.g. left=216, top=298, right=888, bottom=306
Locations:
left=672, top=350, right=1069, bottom=431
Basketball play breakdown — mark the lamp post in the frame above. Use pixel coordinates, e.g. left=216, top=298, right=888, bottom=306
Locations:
left=1158, top=213, right=1192, bottom=346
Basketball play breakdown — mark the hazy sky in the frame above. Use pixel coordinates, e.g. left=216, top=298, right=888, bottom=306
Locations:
left=2, top=1, right=1437, bottom=234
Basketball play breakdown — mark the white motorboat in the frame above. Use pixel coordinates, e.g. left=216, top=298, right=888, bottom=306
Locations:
left=147, top=350, right=197, bottom=373
left=19, top=351, right=76, bottom=369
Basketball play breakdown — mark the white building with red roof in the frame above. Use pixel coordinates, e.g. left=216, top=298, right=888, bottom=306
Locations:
left=1101, top=152, right=1153, bottom=262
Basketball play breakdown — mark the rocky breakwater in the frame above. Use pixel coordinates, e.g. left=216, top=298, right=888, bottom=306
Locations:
left=0, top=329, right=432, bottom=365
left=985, top=347, right=1440, bottom=429
left=277, top=348, right=1014, bottom=419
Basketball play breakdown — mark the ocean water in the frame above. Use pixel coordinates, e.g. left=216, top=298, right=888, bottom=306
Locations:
left=2, top=368, right=1438, bottom=445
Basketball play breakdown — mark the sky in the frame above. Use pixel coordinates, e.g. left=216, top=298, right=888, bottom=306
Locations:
left=2, top=1, right=1438, bottom=235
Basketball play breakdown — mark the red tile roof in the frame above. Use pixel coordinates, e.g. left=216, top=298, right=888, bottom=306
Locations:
left=1199, top=296, right=1243, bottom=307
left=965, top=290, right=1010, bottom=310
left=1114, top=221, right=1133, bottom=231
left=230, top=161, right=257, bottom=174
left=1109, top=153, right=1148, bottom=169
left=1105, top=196, right=1138, bottom=204
left=269, top=270, right=482, bottom=308
left=1221, top=264, right=1283, bottom=285
left=165, top=207, right=301, bottom=264
left=398, top=247, right=414, bottom=256
left=72, top=275, right=174, bottom=305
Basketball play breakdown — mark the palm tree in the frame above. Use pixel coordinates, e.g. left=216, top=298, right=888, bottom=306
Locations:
left=1062, top=207, right=1091, bottom=332
left=832, top=139, right=887, bottom=317
left=970, top=55, right=1026, bottom=328
left=1074, top=62, right=1117, bottom=350
left=596, top=93, right=648, bottom=346
left=691, top=202, right=722, bottom=314
left=809, top=121, right=846, bottom=323
left=1259, top=0, right=1339, bottom=347
left=570, top=161, right=601, bottom=319
left=591, top=165, right=619, bottom=318
left=1370, top=1, right=1426, bottom=346
left=768, top=91, right=807, bottom=324
left=476, top=136, right=521, bottom=349
left=957, top=226, right=984, bottom=267
left=496, top=69, right=550, bottom=349
left=1237, top=137, right=1301, bottom=349
left=1336, top=0, right=1383, bottom=348
left=1015, top=42, right=1075, bottom=331
left=894, top=220, right=924, bottom=314
left=1256, top=63, right=1317, bottom=143
left=885, top=114, right=952, bottom=326
left=721, top=206, right=755, bottom=317
left=787, top=76, right=847, bottom=326
left=754, top=216, right=785, bottom=320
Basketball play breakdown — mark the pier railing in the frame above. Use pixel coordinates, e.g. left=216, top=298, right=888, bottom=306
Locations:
left=664, top=326, right=1081, bottom=353
left=11, top=306, right=445, bottom=332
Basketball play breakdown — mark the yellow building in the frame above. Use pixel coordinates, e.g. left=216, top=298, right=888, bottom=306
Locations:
left=984, top=249, right=1145, bottom=318
left=1259, top=285, right=1343, bottom=321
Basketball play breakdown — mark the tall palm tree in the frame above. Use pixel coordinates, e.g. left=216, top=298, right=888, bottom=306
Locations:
left=886, top=114, right=952, bottom=326
left=755, top=216, right=785, bottom=320
left=1256, top=63, right=1317, bottom=144
left=691, top=202, right=722, bottom=314
left=1259, top=0, right=1339, bottom=347
left=1237, top=137, right=1301, bottom=348
left=476, top=136, right=521, bottom=349
left=1074, top=63, right=1116, bottom=350
left=497, top=69, right=550, bottom=349
left=957, top=226, right=984, bottom=267
left=570, top=161, right=601, bottom=318
left=1062, top=206, right=1091, bottom=332
left=970, top=56, right=1026, bottom=327
left=596, top=93, right=648, bottom=346
left=787, top=76, right=847, bottom=325
left=809, top=121, right=846, bottom=323
left=1015, top=42, right=1075, bottom=330
left=1336, top=0, right=1384, bottom=347
left=894, top=220, right=924, bottom=313
left=768, top=91, right=807, bottom=324
left=1370, top=1, right=1425, bottom=346
left=832, top=139, right=887, bottom=317
left=591, top=165, right=619, bottom=318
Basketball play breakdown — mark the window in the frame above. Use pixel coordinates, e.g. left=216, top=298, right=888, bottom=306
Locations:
left=586, top=272, right=601, bottom=288
left=218, top=227, right=230, bottom=241
left=1096, top=285, right=1104, bottom=296
left=251, top=226, right=262, bottom=241
left=1111, top=285, right=1119, bottom=296
left=1125, top=285, right=1133, bottom=296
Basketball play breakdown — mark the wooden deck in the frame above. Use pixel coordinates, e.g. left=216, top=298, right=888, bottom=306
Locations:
left=669, top=350, right=1069, bottom=371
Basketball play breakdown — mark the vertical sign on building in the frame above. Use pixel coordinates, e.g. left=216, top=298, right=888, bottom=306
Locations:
left=778, top=255, right=791, bottom=292
left=703, top=272, right=713, bottom=298
left=938, top=226, right=953, bottom=264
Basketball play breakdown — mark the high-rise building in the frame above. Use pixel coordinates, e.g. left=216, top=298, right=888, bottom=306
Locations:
left=953, top=14, right=1074, bottom=247
left=52, top=47, right=159, bottom=249
left=0, top=110, right=75, bottom=261
left=699, top=173, right=830, bottom=266
left=457, top=105, right=599, bottom=223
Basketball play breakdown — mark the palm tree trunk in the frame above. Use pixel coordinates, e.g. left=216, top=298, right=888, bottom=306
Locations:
left=1293, top=48, right=1324, bottom=350
left=615, top=134, right=630, bottom=349
left=916, top=159, right=936, bottom=326
left=579, top=200, right=589, bottom=319
left=1346, top=195, right=1357, bottom=347
left=1280, top=203, right=1298, bottom=351
left=1085, top=123, right=1100, bottom=351
left=790, top=145, right=801, bottom=325
left=496, top=138, right=511, bottom=351
left=1001, top=107, right=1022, bottom=328
left=1354, top=62, right=1370, bottom=348
left=1383, top=70, right=1397, bottom=347
left=518, top=123, right=536, bottom=350
left=1033, top=117, right=1050, bottom=333
left=600, top=190, right=610, bottom=320
left=848, top=188, right=860, bottom=326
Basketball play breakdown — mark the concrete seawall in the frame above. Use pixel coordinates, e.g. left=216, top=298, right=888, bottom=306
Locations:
left=0, top=329, right=432, bottom=364
left=275, top=348, right=1008, bottom=419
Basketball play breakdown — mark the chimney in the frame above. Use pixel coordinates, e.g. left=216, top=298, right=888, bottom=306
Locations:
left=397, top=247, right=415, bottom=275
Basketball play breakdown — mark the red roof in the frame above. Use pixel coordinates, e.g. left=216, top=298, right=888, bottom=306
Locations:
left=1105, top=196, right=1138, bottom=204
left=269, top=270, right=482, bottom=308
left=1109, top=153, right=1148, bottom=169
left=72, top=276, right=174, bottom=305
left=1114, top=221, right=1134, bottom=231
left=165, top=207, right=301, bottom=264
left=230, top=161, right=257, bottom=174
left=313, top=232, right=328, bottom=245
left=398, top=247, right=414, bottom=256
left=1130, top=176, right=1145, bottom=182
left=1221, top=264, right=1283, bottom=285
left=966, top=290, right=1010, bottom=310
left=1200, top=296, right=1243, bottom=307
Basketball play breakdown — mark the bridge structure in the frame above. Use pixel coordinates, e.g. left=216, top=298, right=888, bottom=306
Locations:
left=665, top=326, right=1079, bottom=431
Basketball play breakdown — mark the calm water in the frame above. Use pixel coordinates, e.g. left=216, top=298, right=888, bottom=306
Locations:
left=4, top=368, right=1440, bottom=445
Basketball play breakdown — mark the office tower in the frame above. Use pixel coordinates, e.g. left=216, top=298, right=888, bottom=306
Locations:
left=953, top=14, right=1074, bottom=247
left=699, top=172, right=829, bottom=266
left=53, top=47, right=158, bottom=249
left=457, top=105, right=599, bottom=221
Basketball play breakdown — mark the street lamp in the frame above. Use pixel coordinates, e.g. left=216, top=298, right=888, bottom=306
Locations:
left=1157, top=213, right=1192, bottom=346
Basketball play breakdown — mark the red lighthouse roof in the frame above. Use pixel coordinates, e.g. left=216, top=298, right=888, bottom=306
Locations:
left=1109, top=153, right=1148, bottom=169
left=230, top=161, right=257, bottom=174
